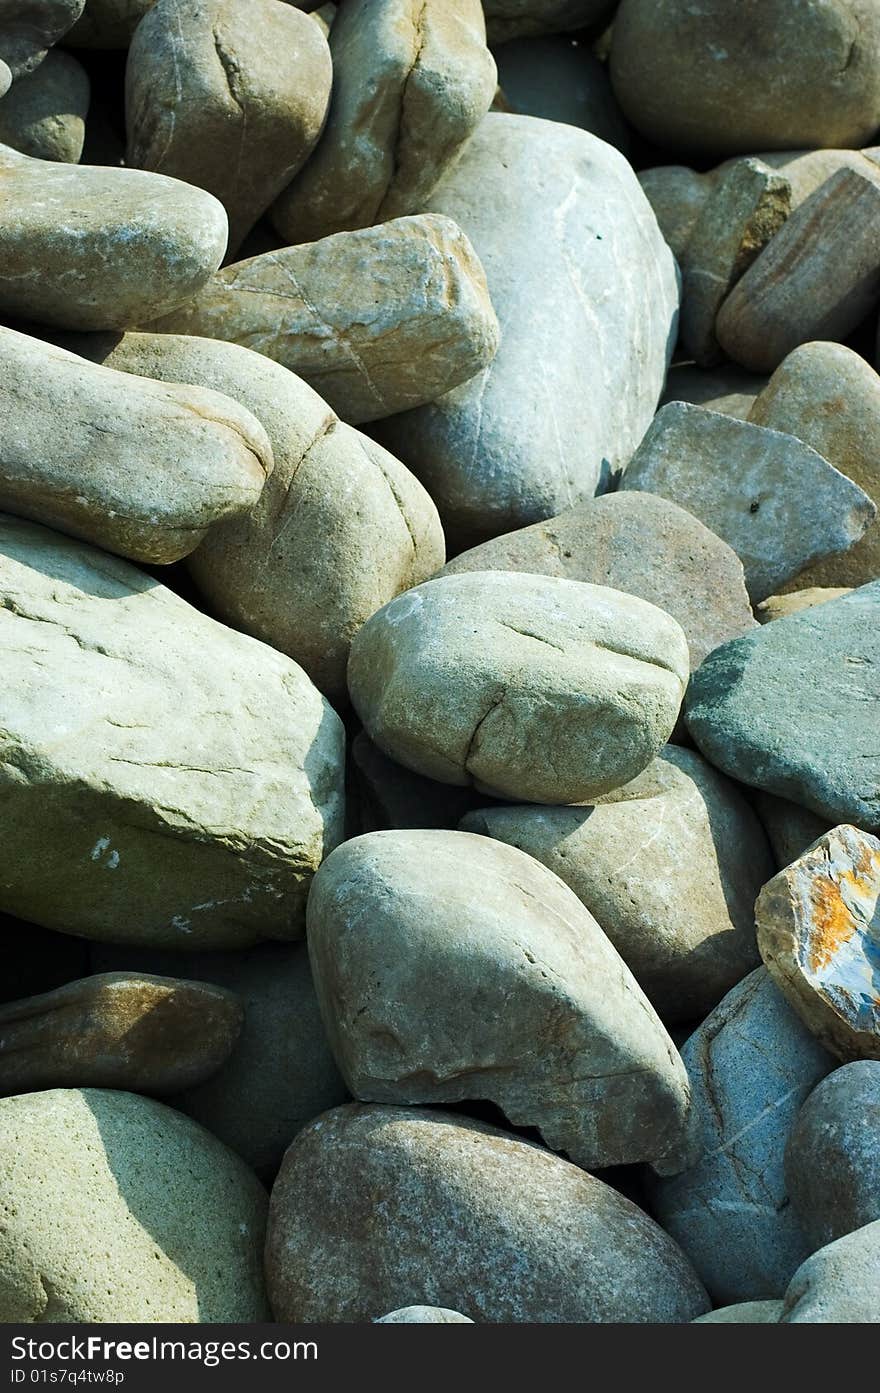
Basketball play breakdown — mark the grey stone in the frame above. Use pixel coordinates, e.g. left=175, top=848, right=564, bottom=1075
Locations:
left=685, top=584, right=880, bottom=833
left=460, top=745, right=771, bottom=1024
left=650, top=969, right=834, bottom=1303
left=0, top=515, right=345, bottom=949
left=265, top=1104, right=709, bottom=1322
left=0, top=0, right=85, bottom=78
left=494, top=36, right=629, bottom=153
left=375, top=1307, right=473, bottom=1323
left=785, top=1061, right=880, bottom=1248
left=483, top=0, right=617, bottom=42
left=347, top=572, right=689, bottom=806
left=660, top=363, right=768, bottom=421
left=373, top=113, right=678, bottom=546
left=752, top=791, right=833, bottom=871
left=756, top=825, right=880, bottom=1062
left=637, top=165, right=716, bottom=262
left=781, top=1219, right=880, bottom=1322
left=308, top=829, right=691, bottom=1170
left=694, top=1301, right=782, bottom=1323
left=621, top=402, right=875, bottom=602
left=724, top=147, right=880, bottom=213
left=0, top=48, right=89, bottom=162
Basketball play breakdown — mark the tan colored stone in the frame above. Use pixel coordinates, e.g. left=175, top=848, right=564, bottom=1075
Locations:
left=720, top=147, right=880, bottom=212
left=270, top=0, right=495, bottom=244
left=716, top=169, right=880, bottom=373
left=127, top=0, right=332, bottom=254
left=757, top=587, right=854, bottom=624
left=0, top=49, right=89, bottom=162
left=0, top=143, right=228, bottom=329
left=756, top=824, right=880, bottom=1062
left=0, top=973, right=242, bottom=1095
left=0, top=61, right=11, bottom=97
left=637, top=165, right=717, bottom=261
left=749, top=342, right=880, bottom=589
left=0, top=0, right=85, bottom=77
left=147, top=214, right=499, bottom=425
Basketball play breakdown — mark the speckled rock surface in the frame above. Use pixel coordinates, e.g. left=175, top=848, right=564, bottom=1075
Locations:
left=308, top=830, right=691, bottom=1169
left=0, top=49, right=90, bottom=162
left=0, top=1088, right=269, bottom=1321
left=781, top=1219, right=880, bottom=1322
left=0, top=515, right=345, bottom=949
left=0, top=0, right=85, bottom=78
left=348, top=572, right=689, bottom=805
left=649, top=969, right=834, bottom=1303
left=266, top=1104, right=709, bottom=1322
left=756, top=825, right=880, bottom=1061
left=375, top=1306, right=474, bottom=1323
left=785, top=1061, right=880, bottom=1248
left=693, top=1301, right=782, bottom=1324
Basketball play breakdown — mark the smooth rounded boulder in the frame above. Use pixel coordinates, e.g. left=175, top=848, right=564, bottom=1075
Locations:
left=0, top=48, right=90, bottom=162
left=0, top=143, right=228, bottom=329
left=347, top=572, right=690, bottom=805
left=781, top=1220, right=880, bottom=1322
left=0, top=326, right=272, bottom=565
left=127, top=0, right=332, bottom=253
left=0, top=515, right=345, bottom=949
left=0, top=0, right=85, bottom=77
left=785, top=1061, right=880, bottom=1249
left=461, top=746, right=771, bottom=1023
left=0, top=1088, right=269, bottom=1321
left=265, top=1104, right=709, bottom=1322
left=307, top=830, right=691, bottom=1170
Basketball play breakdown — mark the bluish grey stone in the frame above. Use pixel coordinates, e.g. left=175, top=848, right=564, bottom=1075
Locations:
left=782, top=1219, right=880, bottom=1322
left=785, top=1061, right=880, bottom=1249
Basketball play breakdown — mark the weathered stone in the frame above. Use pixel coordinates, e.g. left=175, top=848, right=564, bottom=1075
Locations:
left=716, top=169, right=880, bottom=374
left=66, top=0, right=153, bottom=46
left=308, top=830, right=691, bottom=1169
left=0, top=973, right=242, bottom=1095
left=147, top=214, right=499, bottom=426
left=0, top=1088, right=269, bottom=1321
left=660, top=363, right=768, bottom=420
left=649, top=969, right=834, bottom=1303
left=483, top=0, right=617, bottom=41
left=0, top=515, right=345, bottom=948
left=0, top=143, right=227, bottom=329
left=443, top=491, right=757, bottom=672
left=373, top=114, right=678, bottom=545
left=266, top=1104, right=709, bottom=1322
left=58, top=330, right=444, bottom=704
left=781, top=1219, right=880, bottom=1322
left=0, top=48, right=89, bottom=162
left=0, top=0, right=85, bottom=77
left=752, top=791, right=833, bottom=870
left=749, top=342, right=880, bottom=590
left=621, top=402, right=875, bottom=602
left=680, top=158, right=791, bottom=367
left=785, top=1061, right=880, bottom=1248
left=494, top=36, right=629, bottom=152
left=461, top=746, right=771, bottom=1024
left=685, top=584, right=880, bottom=833
left=90, top=942, right=348, bottom=1180
left=610, top=0, right=880, bottom=156
left=637, top=165, right=716, bottom=262
left=348, top=572, right=689, bottom=805
left=375, top=1307, right=473, bottom=1323
left=351, top=732, right=488, bottom=833
left=757, top=588, right=854, bottom=623
left=271, top=0, right=495, bottom=244
left=693, top=1302, right=783, bottom=1323
left=127, top=0, right=332, bottom=254
left=0, top=326, right=272, bottom=565
left=756, top=825, right=880, bottom=1062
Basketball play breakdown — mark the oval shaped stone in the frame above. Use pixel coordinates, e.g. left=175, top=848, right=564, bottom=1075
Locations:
left=785, top=1061, right=880, bottom=1249
left=0, top=0, right=85, bottom=78
left=347, top=572, right=689, bottom=805
left=0, top=49, right=90, bottom=162
left=781, top=1219, right=880, bottom=1322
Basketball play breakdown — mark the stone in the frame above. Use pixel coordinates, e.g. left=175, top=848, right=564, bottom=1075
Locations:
left=637, top=165, right=716, bottom=262
left=680, top=158, right=791, bottom=367
left=348, top=572, right=689, bottom=806
left=752, top=792, right=833, bottom=871
left=785, top=1061, right=880, bottom=1249
left=757, top=588, right=854, bottom=623
left=610, top=0, right=880, bottom=156
left=716, top=169, right=880, bottom=374
left=66, top=0, right=154, bottom=46
left=90, top=942, right=348, bottom=1181
left=660, top=363, right=768, bottom=421
left=266, top=1104, right=709, bottom=1322
left=649, top=969, right=834, bottom=1303
left=351, top=731, right=488, bottom=833
left=375, top=1307, right=473, bottom=1323
left=694, top=1302, right=783, bottom=1323
left=0, top=326, right=272, bottom=565
left=620, top=402, right=875, bottom=603
left=443, top=491, right=757, bottom=673
left=309, top=4, right=335, bottom=39
left=127, top=0, right=332, bottom=254
left=0, top=0, right=85, bottom=78
left=732, top=147, right=880, bottom=212
left=0, top=1088, right=269, bottom=1321
left=0, top=143, right=227, bottom=330
left=749, top=342, right=880, bottom=590
left=756, top=825, right=880, bottom=1062
left=0, top=48, right=89, bottom=162
left=271, top=0, right=495, bottom=245
left=483, top=1, right=617, bottom=41
left=0, top=515, right=345, bottom=949
left=0, top=61, right=11, bottom=97
left=0, top=972, right=242, bottom=1096
left=781, top=1219, right=880, bottom=1322
left=461, top=745, right=771, bottom=1024
left=685, top=584, right=880, bottom=833
left=308, top=829, right=691, bottom=1170
left=493, top=36, right=629, bottom=153
left=58, top=330, right=444, bottom=705
left=147, top=214, right=499, bottom=426
left=372, top=114, right=678, bottom=546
